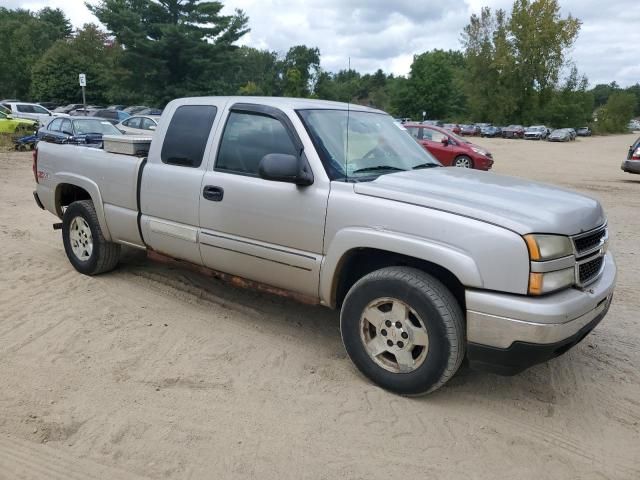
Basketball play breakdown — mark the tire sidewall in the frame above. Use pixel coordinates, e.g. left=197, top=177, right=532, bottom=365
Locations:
left=62, top=202, right=100, bottom=275
left=455, top=155, right=473, bottom=168
left=341, top=274, right=454, bottom=395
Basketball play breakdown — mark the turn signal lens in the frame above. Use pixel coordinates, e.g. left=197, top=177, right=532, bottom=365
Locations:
left=528, top=268, right=575, bottom=295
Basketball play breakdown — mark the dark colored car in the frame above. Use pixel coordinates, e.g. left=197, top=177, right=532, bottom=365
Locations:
left=123, top=105, right=150, bottom=114
left=37, top=117, right=123, bottom=146
left=547, top=128, right=571, bottom=142
left=442, top=123, right=461, bottom=134
left=576, top=127, right=592, bottom=137
left=480, top=126, right=502, bottom=138
left=460, top=124, right=480, bottom=136
left=404, top=123, right=494, bottom=170
left=93, top=109, right=131, bottom=124
left=69, top=106, right=103, bottom=116
left=621, top=136, right=640, bottom=174
left=53, top=104, right=84, bottom=114
left=38, top=102, right=58, bottom=111
left=136, top=107, right=163, bottom=116
left=502, top=125, right=525, bottom=139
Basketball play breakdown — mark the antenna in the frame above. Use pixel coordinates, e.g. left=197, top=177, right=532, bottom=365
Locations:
left=345, top=57, right=351, bottom=181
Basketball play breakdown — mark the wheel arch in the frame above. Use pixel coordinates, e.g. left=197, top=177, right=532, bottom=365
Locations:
left=321, top=228, right=483, bottom=309
left=54, top=174, right=112, bottom=241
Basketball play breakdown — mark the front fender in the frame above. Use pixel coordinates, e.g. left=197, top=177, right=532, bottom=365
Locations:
left=320, top=227, right=483, bottom=307
left=54, top=172, right=112, bottom=241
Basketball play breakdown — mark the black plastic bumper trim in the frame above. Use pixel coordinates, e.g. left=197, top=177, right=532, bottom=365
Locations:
left=33, top=191, right=44, bottom=210
left=467, top=304, right=610, bottom=376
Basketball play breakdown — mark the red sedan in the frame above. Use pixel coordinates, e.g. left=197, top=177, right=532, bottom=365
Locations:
left=404, top=123, right=494, bottom=170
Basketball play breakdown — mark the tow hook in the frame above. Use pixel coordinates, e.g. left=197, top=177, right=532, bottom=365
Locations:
left=53, top=223, right=63, bottom=230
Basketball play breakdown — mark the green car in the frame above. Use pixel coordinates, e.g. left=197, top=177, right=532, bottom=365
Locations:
left=0, top=107, right=38, bottom=135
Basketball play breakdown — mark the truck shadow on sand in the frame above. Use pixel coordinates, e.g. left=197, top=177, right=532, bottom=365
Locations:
left=113, top=246, right=601, bottom=403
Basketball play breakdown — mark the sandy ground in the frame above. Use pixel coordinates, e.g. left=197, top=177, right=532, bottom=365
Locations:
left=1, top=135, right=639, bottom=479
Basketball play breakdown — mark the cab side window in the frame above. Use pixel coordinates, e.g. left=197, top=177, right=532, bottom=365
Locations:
left=161, top=105, right=217, bottom=168
left=48, top=118, right=63, bottom=131
left=61, top=119, right=73, bottom=134
left=17, top=104, right=35, bottom=113
left=428, top=130, right=447, bottom=142
left=421, top=128, right=433, bottom=141
left=215, top=112, right=297, bottom=176
left=405, top=127, right=420, bottom=140
left=140, top=118, right=156, bottom=130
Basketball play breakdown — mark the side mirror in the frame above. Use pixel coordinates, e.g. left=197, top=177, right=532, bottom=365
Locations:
left=258, top=153, right=313, bottom=186
left=441, top=137, right=449, bottom=146
left=62, top=130, right=73, bottom=136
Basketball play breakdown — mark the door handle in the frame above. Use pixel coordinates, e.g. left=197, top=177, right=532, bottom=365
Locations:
left=203, top=185, right=224, bottom=202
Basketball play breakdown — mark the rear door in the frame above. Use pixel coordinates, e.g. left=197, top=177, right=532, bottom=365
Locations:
left=139, top=102, right=222, bottom=265
left=198, top=103, right=329, bottom=297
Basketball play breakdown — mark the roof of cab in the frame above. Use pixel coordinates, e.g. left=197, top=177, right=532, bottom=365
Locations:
left=171, top=96, right=385, bottom=114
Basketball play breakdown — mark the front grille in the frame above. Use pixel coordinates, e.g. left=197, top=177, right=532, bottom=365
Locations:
left=579, top=256, right=604, bottom=285
left=573, top=226, right=607, bottom=255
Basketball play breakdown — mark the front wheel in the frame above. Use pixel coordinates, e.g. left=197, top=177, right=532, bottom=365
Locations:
left=340, top=267, right=465, bottom=395
left=62, top=200, right=120, bottom=275
left=454, top=155, right=473, bottom=168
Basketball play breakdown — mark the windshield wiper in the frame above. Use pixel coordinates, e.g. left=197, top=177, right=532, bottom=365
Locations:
left=352, top=165, right=405, bottom=174
left=412, top=163, right=441, bottom=170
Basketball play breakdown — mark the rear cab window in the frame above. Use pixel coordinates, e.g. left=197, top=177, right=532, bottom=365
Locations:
left=161, top=105, right=217, bottom=168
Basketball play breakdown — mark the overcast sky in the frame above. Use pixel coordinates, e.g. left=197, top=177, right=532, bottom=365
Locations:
left=9, top=0, right=640, bottom=86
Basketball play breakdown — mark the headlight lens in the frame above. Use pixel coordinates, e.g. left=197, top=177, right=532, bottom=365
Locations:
left=529, top=268, right=575, bottom=295
left=471, top=146, right=487, bottom=156
left=524, top=234, right=573, bottom=261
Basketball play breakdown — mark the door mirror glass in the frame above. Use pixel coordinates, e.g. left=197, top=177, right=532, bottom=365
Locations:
left=258, top=153, right=312, bottom=186
left=441, top=137, right=449, bottom=146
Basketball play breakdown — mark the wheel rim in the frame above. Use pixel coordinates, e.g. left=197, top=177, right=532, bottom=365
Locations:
left=69, top=216, right=93, bottom=261
left=359, top=297, right=429, bottom=374
left=455, top=157, right=471, bottom=168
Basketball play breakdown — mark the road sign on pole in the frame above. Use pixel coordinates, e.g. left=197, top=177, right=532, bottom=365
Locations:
left=79, top=74, right=87, bottom=115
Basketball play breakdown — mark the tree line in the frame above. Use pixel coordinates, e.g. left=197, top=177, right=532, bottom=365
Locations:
left=1, top=0, right=637, bottom=132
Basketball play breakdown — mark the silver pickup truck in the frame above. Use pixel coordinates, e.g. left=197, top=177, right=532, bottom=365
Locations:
left=33, top=97, right=616, bottom=395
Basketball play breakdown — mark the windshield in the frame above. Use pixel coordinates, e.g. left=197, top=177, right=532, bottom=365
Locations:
left=73, top=119, right=121, bottom=135
left=298, top=109, right=440, bottom=181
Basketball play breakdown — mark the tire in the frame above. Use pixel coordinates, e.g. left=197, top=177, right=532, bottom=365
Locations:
left=62, top=200, right=120, bottom=275
left=454, top=155, right=473, bottom=168
left=340, top=267, right=465, bottom=395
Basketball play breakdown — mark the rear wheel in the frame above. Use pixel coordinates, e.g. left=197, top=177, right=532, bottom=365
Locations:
left=454, top=155, right=473, bottom=168
left=62, top=200, right=120, bottom=275
left=340, top=267, right=465, bottom=395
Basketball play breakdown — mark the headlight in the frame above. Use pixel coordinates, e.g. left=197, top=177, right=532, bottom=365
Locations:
left=471, top=147, right=487, bottom=156
left=524, top=234, right=573, bottom=261
left=529, top=267, right=575, bottom=295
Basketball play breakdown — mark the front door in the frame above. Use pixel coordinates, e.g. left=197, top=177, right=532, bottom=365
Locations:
left=421, top=128, right=457, bottom=166
left=199, top=104, right=330, bottom=298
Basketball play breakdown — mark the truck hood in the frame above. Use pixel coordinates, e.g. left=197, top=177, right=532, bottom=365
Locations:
left=353, top=168, right=605, bottom=235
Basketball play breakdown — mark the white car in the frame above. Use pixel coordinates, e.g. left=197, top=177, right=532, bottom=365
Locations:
left=115, top=115, right=160, bottom=135
left=1, top=101, right=67, bottom=127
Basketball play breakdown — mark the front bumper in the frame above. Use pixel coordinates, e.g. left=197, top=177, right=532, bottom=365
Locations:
left=621, top=159, right=640, bottom=174
left=465, top=251, right=616, bottom=375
